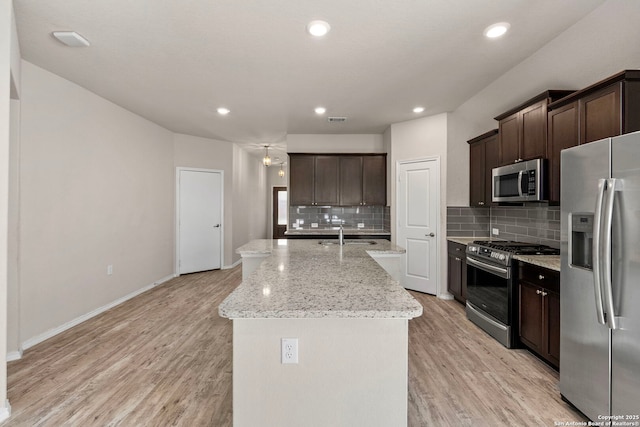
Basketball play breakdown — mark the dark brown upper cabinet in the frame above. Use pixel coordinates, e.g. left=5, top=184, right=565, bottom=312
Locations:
left=362, top=155, right=387, bottom=206
left=289, top=154, right=315, bottom=205
left=468, top=129, right=499, bottom=207
left=288, top=154, right=339, bottom=206
left=289, top=153, right=386, bottom=206
left=547, top=102, right=579, bottom=202
left=495, top=90, right=574, bottom=166
left=339, top=156, right=363, bottom=206
left=546, top=70, right=640, bottom=202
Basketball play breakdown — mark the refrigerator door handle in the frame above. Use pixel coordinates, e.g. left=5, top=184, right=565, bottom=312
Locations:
left=592, top=178, right=607, bottom=325
left=602, top=178, right=618, bottom=330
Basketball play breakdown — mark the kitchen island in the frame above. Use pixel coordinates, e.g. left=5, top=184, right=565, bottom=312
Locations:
left=219, top=239, right=423, bottom=427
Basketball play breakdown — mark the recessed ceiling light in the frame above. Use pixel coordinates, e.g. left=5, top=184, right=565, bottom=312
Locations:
left=52, top=31, right=90, bottom=47
left=315, top=107, right=326, bottom=115
left=413, top=107, right=425, bottom=113
left=484, top=22, right=510, bottom=38
left=217, top=107, right=230, bottom=115
left=307, top=20, right=331, bottom=37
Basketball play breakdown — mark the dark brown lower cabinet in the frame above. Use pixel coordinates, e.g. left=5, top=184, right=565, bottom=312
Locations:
left=447, top=241, right=467, bottom=304
left=518, top=262, right=560, bottom=369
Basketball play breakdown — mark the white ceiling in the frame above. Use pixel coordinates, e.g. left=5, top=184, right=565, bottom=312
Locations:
left=14, top=0, right=605, bottom=159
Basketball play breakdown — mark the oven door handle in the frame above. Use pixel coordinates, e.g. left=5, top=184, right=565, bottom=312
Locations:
left=467, top=256, right=510, bottom=278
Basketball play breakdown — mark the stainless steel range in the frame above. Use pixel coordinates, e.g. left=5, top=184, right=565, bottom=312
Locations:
left=465, top=240, right=559, bottom=348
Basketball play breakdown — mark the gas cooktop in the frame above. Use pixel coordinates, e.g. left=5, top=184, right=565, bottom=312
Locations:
left=472, top=240, right=560, bottom=255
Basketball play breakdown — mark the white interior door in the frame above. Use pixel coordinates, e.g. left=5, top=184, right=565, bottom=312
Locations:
left=178, top=169, right=222, bottom=274
left=396, top=159, right=440, bottom=294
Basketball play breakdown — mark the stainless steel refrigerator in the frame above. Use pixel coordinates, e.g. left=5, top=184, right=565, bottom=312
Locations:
left=560, top=131, right=640, bottom=420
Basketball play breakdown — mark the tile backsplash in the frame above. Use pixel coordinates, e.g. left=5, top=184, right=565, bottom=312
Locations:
left=289, top=205, right=388, bottom=230
left=447, top=205, right=561, bottom=248
left=446, top=207, right=491, bottom=238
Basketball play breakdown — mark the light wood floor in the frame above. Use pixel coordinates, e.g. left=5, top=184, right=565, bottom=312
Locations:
left=1, top=266, right=586, bottom=426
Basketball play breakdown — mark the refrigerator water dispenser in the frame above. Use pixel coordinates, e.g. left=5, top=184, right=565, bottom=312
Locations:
left=570, top=213, right=593, bottom=270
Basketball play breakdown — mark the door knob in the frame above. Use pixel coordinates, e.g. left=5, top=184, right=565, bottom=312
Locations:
left=214, top=224, right=221, bottom=228
left=426, top=232, right=435, bottom=237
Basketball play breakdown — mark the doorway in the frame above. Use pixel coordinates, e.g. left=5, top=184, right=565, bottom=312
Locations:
left=396, top=158, right=440, bottom=294
left=273, top=186, right=287, bottom=239
left=176, top=168, right=223, bottom=274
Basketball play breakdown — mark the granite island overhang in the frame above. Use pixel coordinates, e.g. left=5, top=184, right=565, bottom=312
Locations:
left=218, top=239, right=423, bottom=427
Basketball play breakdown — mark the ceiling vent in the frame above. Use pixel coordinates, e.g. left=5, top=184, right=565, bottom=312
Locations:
left=327, top=117, right=347, bottom=123
left=52, top=31, right=91, bottom=47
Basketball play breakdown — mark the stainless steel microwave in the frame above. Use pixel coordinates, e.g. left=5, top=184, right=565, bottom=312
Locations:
left=492, top=158, right=546, bottom=202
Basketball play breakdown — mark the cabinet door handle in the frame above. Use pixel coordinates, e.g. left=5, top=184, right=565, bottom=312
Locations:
left=363, top=202, right=367, bottom=205
left=455, top=257, right=461, bottom=261
left=541, top=291, right=548, bottom=297
left=538, top=274, right=545, bottom=280
left=455, top=248, right=461, bottom=251
left=478, top=201, right=485, bottom=206
left=536, top=289, right=542, bottom=295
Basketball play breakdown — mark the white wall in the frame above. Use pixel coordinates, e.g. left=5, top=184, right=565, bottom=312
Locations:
left=287, top=134, right=384, bottom=153
left=173, top=134, right=235, bottom=266
left=389, top=113, right=449, bottom=298
left=18, top=61, right=175, bottom=344
left=447, top=0, right=640, bottom=206
left=266, top=164, right=287, bottom=239
left=232, top=144, right=267, bottom=264
left=7, top=99, right=20, bottom=357
left=0, top=0, right=12, bottom=418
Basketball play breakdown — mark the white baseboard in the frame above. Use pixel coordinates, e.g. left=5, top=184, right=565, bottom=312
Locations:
left=6, top=349, right=23, bottom=362
left=222, top=258, right=242, bottom=270
left=0, top=400, right=11, bottom=422
left=21, top=274, right=175, bottom=352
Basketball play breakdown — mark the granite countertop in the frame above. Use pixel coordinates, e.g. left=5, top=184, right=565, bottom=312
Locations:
left=219, top=239, right=422, bottom=320
left=513, top=255, right=561, bottom=272
left=285, top=228, right=391, bottom=236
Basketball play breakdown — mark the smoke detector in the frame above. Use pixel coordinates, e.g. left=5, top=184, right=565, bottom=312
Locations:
left=327, top=117, right=347, bottom=123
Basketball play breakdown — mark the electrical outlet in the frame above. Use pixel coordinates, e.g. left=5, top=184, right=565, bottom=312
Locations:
left=107, top=265, right=113, bottom=275
left=492, top=228, right=499, bottom=236
left=281, top=338, right=298, bottom=364
left=311, top=223, right=318, bottom=228
left=357, top=223, right=365, bottom=228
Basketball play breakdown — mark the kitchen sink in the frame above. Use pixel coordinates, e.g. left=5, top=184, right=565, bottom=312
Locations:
left=319, top=240, right=377, bottom=246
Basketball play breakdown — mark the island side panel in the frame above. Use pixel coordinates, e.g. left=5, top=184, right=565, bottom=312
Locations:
left=233, top=317, right=409, bottom=427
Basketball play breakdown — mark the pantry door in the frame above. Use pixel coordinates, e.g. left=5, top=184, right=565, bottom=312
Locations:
left=177, top=168, right=223, bottom=274
left=396, top=158, right=440, bottom=294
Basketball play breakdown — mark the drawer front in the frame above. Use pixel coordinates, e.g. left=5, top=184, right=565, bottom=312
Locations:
left=447, top=241, right=466, bottom=258
left=518, top=262, right=559, bottom=293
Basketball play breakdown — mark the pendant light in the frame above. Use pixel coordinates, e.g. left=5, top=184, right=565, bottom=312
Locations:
left=263, top=145, right=271, bottom=167
left=278, top=163, right=285, bottom=178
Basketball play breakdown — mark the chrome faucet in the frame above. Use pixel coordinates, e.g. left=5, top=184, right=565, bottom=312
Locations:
left=339, top=224, right=345, bottom=245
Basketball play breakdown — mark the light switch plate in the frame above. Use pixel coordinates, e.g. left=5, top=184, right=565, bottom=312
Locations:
left=492, top=228, right=499, bottom=236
